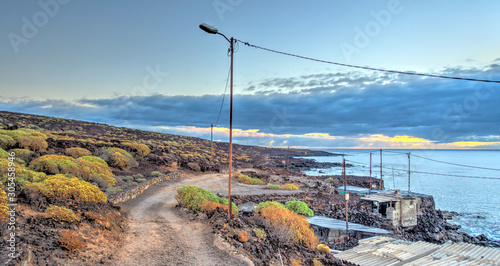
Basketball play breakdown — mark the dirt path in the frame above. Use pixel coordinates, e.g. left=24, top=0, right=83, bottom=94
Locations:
left=110, top=173, right=257, bottom=266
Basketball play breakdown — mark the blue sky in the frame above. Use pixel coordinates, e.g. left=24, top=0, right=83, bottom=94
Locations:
left=1, top=0, right=500, bottom=149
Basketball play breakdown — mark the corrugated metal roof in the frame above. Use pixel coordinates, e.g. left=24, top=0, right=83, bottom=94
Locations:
left=361, top=193, right=402, bottom=203
left=308, top=216, right=392, bottom=234
left=335, top=236, right=500, bottom=265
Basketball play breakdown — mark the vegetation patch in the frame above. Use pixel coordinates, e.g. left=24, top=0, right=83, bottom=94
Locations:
left=101, top=147, right=138, bottom=169
left=176, top=186, right=238, bottom=214
left=285, top=200, right=314, bottom=217
left=0, top=189, right=8, bottom=222
left=238, top=173, right=264, bottom=185
left=46, top=205, right=81, bottom=223
left=282, top=183, right=300, bottom=190
left=265, top=183, right=281, bottom=190
left=65, top=147, right=92, bottom=158
left=256, top=201, right=286, bottom=212
left=58, top=229, right=86, bottom=252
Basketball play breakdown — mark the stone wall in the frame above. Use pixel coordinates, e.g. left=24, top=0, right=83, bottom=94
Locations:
left=108, top=172, right=180, bottom=205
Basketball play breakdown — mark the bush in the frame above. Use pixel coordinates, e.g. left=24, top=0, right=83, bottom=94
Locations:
left=198, top=201, right=239, bottom=216
left=79, top=156, right=108, bottom=166
left=0, top=135, right=16, bottom=149
left=258, top=206, right=319, bottom=249
left=253, top=228, right=267, bottom=242
left=46, top=205, right=81, bottom=223
left=123, top=142, right=150, bottom=158
left=101, top=147, right=138, bottom=169
left=176, top=186, right=238, bottom=214
left=65, top=147, right=92, bottom=158
left=256, top=201, right=286, bottom=212
left=59, top=229, right=86, bottom=252
left=266, top=183, right=281, bottom=190
left=8, top=149, right=35, bottom=164
left=26, top=174, right=107, bottom=203
left=0, top=129, right=30, bottom=141
left=324, top=177, right=334, bottom=183
left=238, top=174, right=264, bottom=185
left=0, top=148, right=8, bottom=159
left=313, top=259, right=324, bottom=266
left=29, top=155, right=116, bottom=187
left=282, top=183, right=300, bottom=190
left=238, top=231, right=249, bottom=243
left=285, top=200, right=314, bottom=217
left=0, top=158, right=47, bottom=190
left=0, top=189, right=8, bottom=222
left=317, top=244, right=330, bottom=253
left=18, top=135, right=48, bottom=152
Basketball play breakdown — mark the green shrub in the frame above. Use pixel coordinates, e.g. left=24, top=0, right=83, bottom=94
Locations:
left=8, top=149, right=35, bottom=164
left=324, top=177, right=334, bottom=183
left=0, top=158, right=47, bottom=190
left=282, top=183, right=300, bottom=190
left=285, top=200, right=314, bottom=217
left=256, top=201, right=286, bottom=212
left=0, top=148, right=8, bottom=159
left=175, top=186, right=238, bottom=214
left=46, top=205, right=80, bottom=223
left=101, top=147, right=138, bottom=169
left=26, top=174, right=107, bottom=203
left=79, top=156, right=108, bottom=166
left=0, top=135, right=16, bottom=149
left=65, top=147, right=92, bottom=158
left=266, top=183, right=281, bottom=190
left=123, top=142, right=150, bottom=158
left=238, top=174, right=264, bottom=185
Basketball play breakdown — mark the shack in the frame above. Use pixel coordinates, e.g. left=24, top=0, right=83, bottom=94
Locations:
left=360, top=190, right=429, bottom=227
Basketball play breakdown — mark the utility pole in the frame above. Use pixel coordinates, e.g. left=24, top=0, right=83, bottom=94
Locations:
left=343, top=157, right=349, bottom=230
left=408, top=152, right=411, bottom=197
left=227, top=37, right=234, bottom=219
left=211, top=124, right=213, bottom=142
left=369, top=153, right=372, bottom=194
left=380, top=149, right=383, bottom=189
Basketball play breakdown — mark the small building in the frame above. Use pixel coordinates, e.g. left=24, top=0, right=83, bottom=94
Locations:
left=360, top=190, right=429, bottom=227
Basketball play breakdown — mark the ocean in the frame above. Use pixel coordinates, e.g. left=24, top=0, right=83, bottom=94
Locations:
left=301, top=149, right=500, bottom=241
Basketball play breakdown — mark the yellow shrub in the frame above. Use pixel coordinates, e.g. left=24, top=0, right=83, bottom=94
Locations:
left=46, top=205, right=81, bottom=223
left=313, top=259, right=323, bottom=266
left=19, top=135, right=48, bottom=152
left=79, top=156, right=108, bottom=166
left=0, top=134, right=16, bottom=149
left=76, top=159, right=116, bottom=186
left=123, top=142, right=150, bottom=158
left=258, top=206, right=319, bottom=249
left=282, top=183, right=300, bottom=190
left=0, top=189, right=9, bottom=222
left=317, top=244, right=330, bottom=253
left=238, top=174, right=264, bottom=185
left=26, top=174, right=107, bottom=203
left=65, top=147, right=92, bottom=158
left=0, top=158, right=47, bottom=190
left=101, top=148, right=137, bottom=169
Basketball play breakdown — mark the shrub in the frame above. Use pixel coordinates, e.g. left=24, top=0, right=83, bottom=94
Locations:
left=238, top=231, right=249, bottom=243
left=18, top=135, right=48, bottom=152
left=26, top=174, right=107, bottom=203
left=0, top=189, right=8, bottom=222
left=313, top=259, right=324, bottom=266
left=256, top=201, right=286, bottom=212
left=282, top=183, right=300, bottom=190
left=266, top=183, right=281, bottom=190
left=151, top=171, right=161, bottom=176
left=46, top=205, right=81, bottom=223
left=59, top=229, right=86, bottom=252
left=29, top=155, right=80, bottom=175
left=101, top=147, right=138, bottom=169
left=198, top=201, right=239, bottom=216
left=123, top=142, right=150, bottom=158
left=79, top=156, right=108, bottom=166
left=0, top=135, right=16, bottom=149
left=176, top=186, right=239, bottom=214
left=76, top=158, right=116, bottom=186
left=0, top=148, right=8, bottom=159
left=324, top=177, right=334, bottom=183
left=238, top=174, right=264, bottom=185
left=253, top=228, right=267, bottom=242
left=85, top=211, right=103, bottom=222
left=65, top=147, right=92, bottom=158
left=285, top=200, right=314, bottom=217
left=8, top=149, right=35, bottom=164
left=0, top=129, right=30, bottom=141
left=0, top=158, right=47, bottom=190
left=258, top=206, right=319, bottom=249
left=290, top=259, right=302, bottom=266
left=317, top=244, right=330, bottom=253
left=105, top=186, right=122, bottom=196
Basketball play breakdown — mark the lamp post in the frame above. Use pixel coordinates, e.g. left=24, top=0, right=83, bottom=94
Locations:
left=199, top=23, right=235, bottom=219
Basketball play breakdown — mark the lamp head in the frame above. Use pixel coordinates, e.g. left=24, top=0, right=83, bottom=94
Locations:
left=199, top=23, right=218, bottom=34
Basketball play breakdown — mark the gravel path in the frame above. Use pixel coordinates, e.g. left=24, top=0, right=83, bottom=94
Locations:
left=109, top=173, right=257, bottom=266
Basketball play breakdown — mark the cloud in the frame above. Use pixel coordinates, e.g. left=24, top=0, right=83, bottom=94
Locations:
left=1, top=63, right=499, bottom=148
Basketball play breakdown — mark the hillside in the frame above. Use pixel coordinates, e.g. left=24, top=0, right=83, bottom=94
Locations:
left=0, top=111, right=334, bottom=265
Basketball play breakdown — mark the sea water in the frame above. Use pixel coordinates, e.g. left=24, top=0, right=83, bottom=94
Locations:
left=301, top=149, right=500, bottom=241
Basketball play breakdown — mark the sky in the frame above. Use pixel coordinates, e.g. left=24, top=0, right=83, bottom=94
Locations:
left=1, top=0, right=500, bottom=149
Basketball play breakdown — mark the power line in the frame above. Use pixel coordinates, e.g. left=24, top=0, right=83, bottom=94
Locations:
left=411, top=153, right=500, bottom=171
left=237, top=40, right=500, bottom=84
left=214, top=62, right=231, bottom=127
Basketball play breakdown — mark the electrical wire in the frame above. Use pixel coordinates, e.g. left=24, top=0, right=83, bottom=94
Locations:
left=411, top=153, right=500, bottom=171
left=237, top=40, right=500, bottom=84
left=214, top=62, right=231, bottom=127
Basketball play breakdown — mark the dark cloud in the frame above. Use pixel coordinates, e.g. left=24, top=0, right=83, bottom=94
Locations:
left=1, top=65, right=499, bottom=146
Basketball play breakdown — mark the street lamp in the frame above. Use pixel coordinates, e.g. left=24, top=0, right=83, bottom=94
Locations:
left=199, top=23, right=235, bottom=219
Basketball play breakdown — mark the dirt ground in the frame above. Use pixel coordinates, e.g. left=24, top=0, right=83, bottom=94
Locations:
left=109, top=172, right=303, bottom=265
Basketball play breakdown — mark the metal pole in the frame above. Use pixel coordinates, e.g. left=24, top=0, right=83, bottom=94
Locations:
left=286, top=146, right=289, bottom=170
left=211, top=124, right=213, bottom=142
left=369, top=153, right=372, bottom=193
left=227, top=37, right=234, bottom=219
left=380, top=149, right=383, bottom=189
left=408, top=152, right=411, bottom=197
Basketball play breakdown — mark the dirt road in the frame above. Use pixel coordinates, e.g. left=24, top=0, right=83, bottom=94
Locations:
left=110, top=173, right=286, bottom=266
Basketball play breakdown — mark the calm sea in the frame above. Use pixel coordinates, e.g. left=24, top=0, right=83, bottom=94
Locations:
left=301, top=149, right=500, bottom=241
